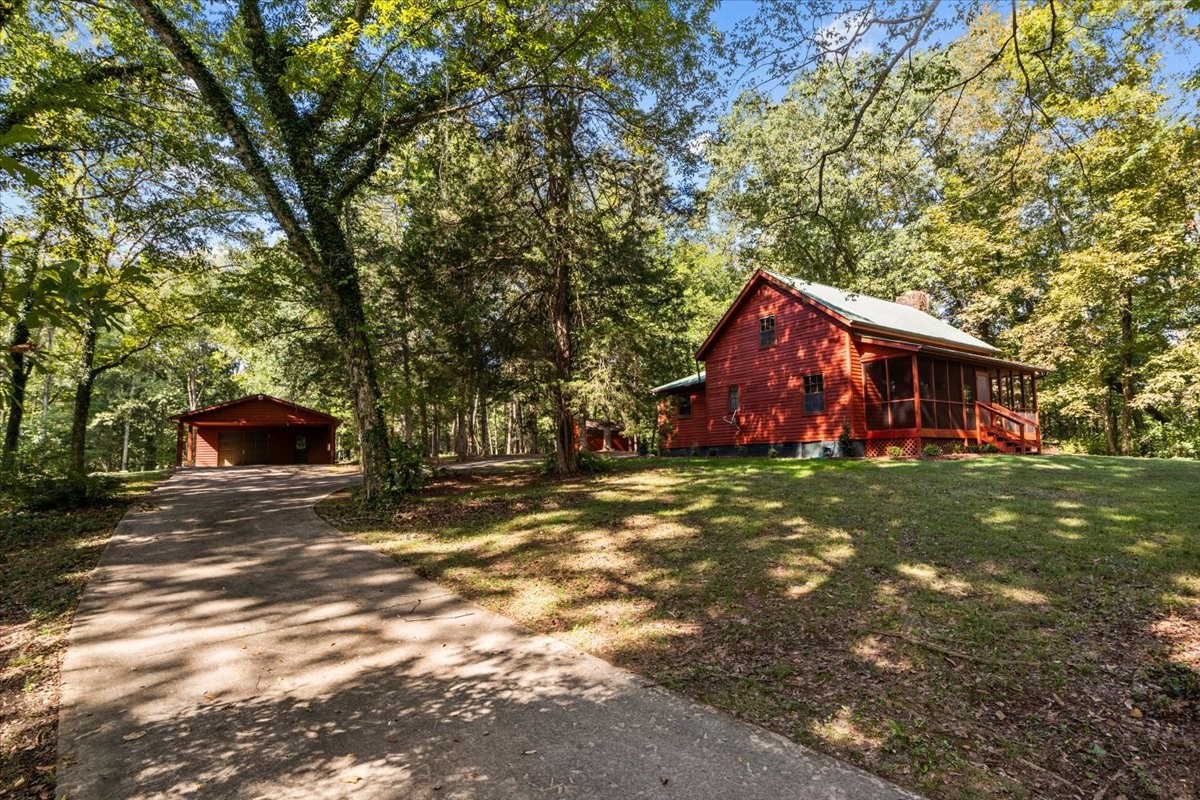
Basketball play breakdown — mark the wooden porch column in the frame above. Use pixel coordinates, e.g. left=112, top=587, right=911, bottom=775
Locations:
left=911, top=354, right=922, bottom=432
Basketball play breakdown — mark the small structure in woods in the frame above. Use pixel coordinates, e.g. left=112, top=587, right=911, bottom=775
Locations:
left=654, top=269, right=1048, bottom=458
left=171, top=395, right=340, bottom=467
left=581, top=419, right=631, bottom=452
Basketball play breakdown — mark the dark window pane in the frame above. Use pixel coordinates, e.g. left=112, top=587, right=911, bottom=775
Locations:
left=893, top=400, right=915, bottom=428
left=803, top=373, right=825, bottom=413
left=678, top=395, right=692, bottom=418
left=865, top=361, right=888, bottom=403
left=921, top=400, right=936, bottom=428
left=759, top=315, right=776, bottom=348
left=936, top=401, right=951, bottom=429
left=948, top=362, right=963, bottom=402
left=917, top=357, right=934, bottom=401
left=933, top=359, right=950, bottom=401
left=728, top=386, right=740, bottom=412
left=890, top=357, right=914, bottom=399
left=866, top=403, right=889, bottom=430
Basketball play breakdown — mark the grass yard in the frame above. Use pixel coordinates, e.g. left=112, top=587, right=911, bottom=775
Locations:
left=0, top=471, right=168, bottom=800
left=321, top=455, right=1200, bottom=800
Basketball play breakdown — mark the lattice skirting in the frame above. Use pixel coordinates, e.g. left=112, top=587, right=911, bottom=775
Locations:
left=865, top=437, right=921, bottom=458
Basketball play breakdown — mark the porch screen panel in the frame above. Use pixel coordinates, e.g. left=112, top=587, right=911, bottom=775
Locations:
left=864, top=356, right=916, bottom=430
left=919, top=356, right=969, bottom=431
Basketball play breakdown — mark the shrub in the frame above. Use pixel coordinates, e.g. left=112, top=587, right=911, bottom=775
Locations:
left=11, top=474, right=120, bottom=511
left=389, top=440, right=428, bottom=492
left=886, top=445, right=904, bottom=459
left=767, top=447, right=779, bottom=459
left=539, top=450, right=614, bottom=475
left=979, top=443, right=1001, bottom=454
left=838, top=420, right=855, bottom=457
left=707, top=448, right=718, bottom=458
left=946, top=441, right=965, bottom=455
left=734, top=445, right=748, bottom=457
left=922, top=443, right=941, bottom=458
left=688, top=447, right=700, bottom=457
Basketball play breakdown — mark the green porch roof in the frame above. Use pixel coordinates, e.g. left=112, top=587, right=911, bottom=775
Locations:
left=764, top=271, right=1000, bottom=354
left=650, top=370, right=706, bottom=395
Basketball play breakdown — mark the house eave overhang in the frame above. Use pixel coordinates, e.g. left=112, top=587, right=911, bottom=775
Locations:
left=650, top=371, right=707, bottom=395
left=170, top=394, right=342, bottom=425
left=855, top=334, right=1050, bottom=375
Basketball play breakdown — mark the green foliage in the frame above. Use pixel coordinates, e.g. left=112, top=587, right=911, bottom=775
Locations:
left=767, top=447, right=779, bottom=458
left=886, top=445, right=904, bottom=459
left=388, top=440, right=427, bottom=493
left=922, top=443, right=941, bottom=458
left=8, top=473, right=120, bottom=511
left=838, top=420, right=855, bottom=458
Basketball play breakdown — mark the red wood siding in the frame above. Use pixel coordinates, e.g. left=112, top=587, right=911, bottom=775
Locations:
left=660, top=390, right=708, bottom=450
left=193, top=425, right=332, bottom=467
left=182, top=397, right=334, bottom=426
left=701, top=282, right=854, bottom=446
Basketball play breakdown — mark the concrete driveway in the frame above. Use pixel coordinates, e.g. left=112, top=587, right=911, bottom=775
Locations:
left=58, top=467, right=917, bottom=799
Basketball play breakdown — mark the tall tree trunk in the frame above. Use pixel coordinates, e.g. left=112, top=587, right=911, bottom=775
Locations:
left=420, top=401, right=429, bottom=457
left=186, top=365, right=200, bottom=410
left=318, top=247, right=393, bottom=500
left=467, top=391, right=477, bottom=455
left=1119, top=290, right=1135, bottom=456
left=67, top=320, right=99, bottom=483
left=1099, top=391, right=1118, bottom=456
left=544, top=89, right=579, bottom=475
left=479, top=393, right=490, bottom=456
left=506, top=399, right=515, bottom=455
left=454, top=408, right=467, bottom=460
left=2, top=317, right=32, bottom=472
left=120, top=417, right=131, bottom=472
left=431, top=404, right=441, bottom=458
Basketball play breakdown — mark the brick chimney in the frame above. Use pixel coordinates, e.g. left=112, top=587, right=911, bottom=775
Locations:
left=895, top=290, right=933, bottom=314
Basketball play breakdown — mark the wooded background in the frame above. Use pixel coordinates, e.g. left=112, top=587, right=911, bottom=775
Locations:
left=3, top=0, right=1198, bottom=493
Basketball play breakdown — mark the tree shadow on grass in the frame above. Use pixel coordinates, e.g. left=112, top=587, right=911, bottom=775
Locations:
left=330, top=456, right=1200, bottom=799
left=58, top=466, right=913, bottom=800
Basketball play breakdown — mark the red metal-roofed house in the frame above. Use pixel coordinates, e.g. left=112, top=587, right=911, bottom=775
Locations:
left=653, top=270, right=1047, bottom=457
left=171, top=395, right=340, bottom=467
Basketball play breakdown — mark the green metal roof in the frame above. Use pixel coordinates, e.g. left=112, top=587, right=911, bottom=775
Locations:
left=650, top=370, right=706, bottom=395
left=764, top=271, right=1000, bottom=354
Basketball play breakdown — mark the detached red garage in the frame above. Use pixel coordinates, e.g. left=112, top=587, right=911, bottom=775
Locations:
left=172, top=395, right=340, bottom=467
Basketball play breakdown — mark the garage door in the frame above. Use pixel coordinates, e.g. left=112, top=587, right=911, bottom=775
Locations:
left=217, top=431, right=269, bottom=466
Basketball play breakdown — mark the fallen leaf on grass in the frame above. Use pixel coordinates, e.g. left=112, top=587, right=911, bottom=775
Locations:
left=122, top=731, right=146, bottom=742
left=202, top=693, right=217, bottom=702
left=523, top=749, right=537, bottom=755
left=343, top=776, right=362, bottom=784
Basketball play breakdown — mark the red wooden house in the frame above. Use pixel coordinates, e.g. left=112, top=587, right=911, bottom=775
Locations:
left=172, top=395, right=340, bottom=467
left=654, top=270, right=1046, bottom=458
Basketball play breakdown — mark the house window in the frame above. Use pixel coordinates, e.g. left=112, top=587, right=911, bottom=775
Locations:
left=727, top=386, right=740, bottom=413
left=803, top=373, right=825, bottom=413
left=677, top=395, right=692, bottom=419
left=759, top=315, right=776, bottom=348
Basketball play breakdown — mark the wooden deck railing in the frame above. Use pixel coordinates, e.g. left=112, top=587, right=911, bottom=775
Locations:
left=976, top=400, right=1042, bottom=454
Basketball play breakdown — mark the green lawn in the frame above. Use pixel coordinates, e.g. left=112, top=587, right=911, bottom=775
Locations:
left=0, top=470, right=168, bottom=800
left=322, top=455, right=1200, bottom=799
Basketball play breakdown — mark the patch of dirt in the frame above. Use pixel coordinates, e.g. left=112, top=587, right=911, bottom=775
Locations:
left=0, top=622, right=62, bottom=800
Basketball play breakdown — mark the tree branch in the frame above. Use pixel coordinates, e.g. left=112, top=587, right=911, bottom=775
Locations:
left=127, top=0, right=322, bottom=271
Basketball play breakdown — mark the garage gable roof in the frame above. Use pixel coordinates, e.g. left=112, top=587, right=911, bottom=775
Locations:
left=170, top=394, right=340, bottom=425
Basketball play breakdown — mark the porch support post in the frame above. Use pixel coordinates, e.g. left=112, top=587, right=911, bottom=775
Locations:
left=911, top=354, right=922, bottom=433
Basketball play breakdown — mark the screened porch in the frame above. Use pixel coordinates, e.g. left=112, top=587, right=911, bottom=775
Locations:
left=863, top=353, right=1042, bottom=452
